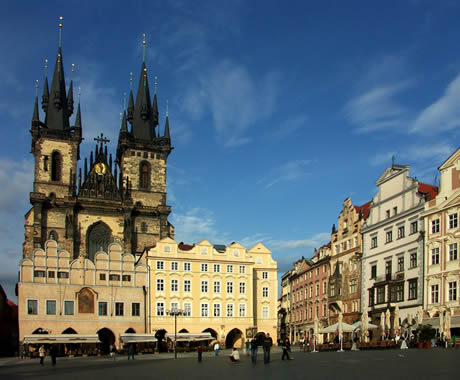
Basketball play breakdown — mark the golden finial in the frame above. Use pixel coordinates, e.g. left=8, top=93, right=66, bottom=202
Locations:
left=123, top=92, right=127, bottom=110
left=35, top=80, right=39, bottom=97
left=166, top=100, right=169, bottom=117
left=78, top=86, right=81, bottom=102
left=155, top=76, right=158, bottom=94
left=44, top=59, right=48, bottom=76
left=130, top=72, right=133, bottom=90
left=142, top=33, right=146, bottom=63
left=58, top=16, right=63, bottom=48
left=71, top=63, right=75, bottom=79
left=120, top=112, right=123, bottom=121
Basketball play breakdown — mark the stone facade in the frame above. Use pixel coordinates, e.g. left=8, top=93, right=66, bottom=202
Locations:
left=18, top=241, right=148, bottom=351
left=361, top=164, right=437, bottom=338
left=145, top=238, right=278, bottom=348
left=423, top=148, right=460, bottom=325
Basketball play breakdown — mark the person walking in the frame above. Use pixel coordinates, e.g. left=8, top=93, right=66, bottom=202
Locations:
left=214, top=342, right=220, bottom=356
left=50, top=345, right=57, bottom=366
left=128, top=343, right=136, bottom=360
left=250, top=337, right=258, bottom=363
left=197, top=345, right=203, bottom=362
left=263, top=333, right=273, bottom=364
left=39, top=345, right=45, bottom=366
left=229, top=347, right=240, bottom=363
left=109, top=344, right=116, bottom=360
left=281, top=337, right=293, bottom=360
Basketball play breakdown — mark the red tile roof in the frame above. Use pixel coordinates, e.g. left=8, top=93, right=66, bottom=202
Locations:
left=7, top=300, right=18, bottom=319
left=354, top=201, right=372, bottom=220
left=417, top=182, right=438, bottom=201
left=178, top=243, right=194, bottom=251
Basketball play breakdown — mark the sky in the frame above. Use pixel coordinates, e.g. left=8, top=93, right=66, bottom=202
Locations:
left=0, top=0, right=459, bottom=302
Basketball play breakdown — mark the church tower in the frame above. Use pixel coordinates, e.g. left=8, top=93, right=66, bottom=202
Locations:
left=24, top=23, right=173, bottom=260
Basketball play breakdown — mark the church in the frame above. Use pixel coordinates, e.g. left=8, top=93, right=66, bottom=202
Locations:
left=17, top=22, right=278, bottom=355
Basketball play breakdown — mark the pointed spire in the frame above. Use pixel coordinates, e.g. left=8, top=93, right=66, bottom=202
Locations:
left=75, top=87, right=82, bottom=129
left=127, top=72, right=134, bottom=122
left=142, top=33, right=146, bottom=63
left=41, top=59, right=49, bottom=112
left=46, top=16, right=70, bottom=130
left=32, top=80, right=40, bottom=126
left=152, top=76, right=159, bottom=128
left=120, top=110, right=128, bottom=132
left=67, top=64, right=75, bottom=116
left=164, top=100, right=170, bottom=139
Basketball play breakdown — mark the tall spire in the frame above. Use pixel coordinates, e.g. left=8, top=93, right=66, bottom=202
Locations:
left=127, top=72, right=134, bottom=122
left=67, top=64, right=75, bottom=116
left=120, top=110, right=128, bottom=132
left=41, top=59, right=49, bottom=113
left=131, top=34, right=154, bottom=140
left=152, top=76, right=159, bottom=130
left=46, top=16, right=70, bottom=130
left=75, top=87, right=82, bottom=129
left=32, top=80, right=40, bottom=126
left=164, top=100, right=170, bottom=139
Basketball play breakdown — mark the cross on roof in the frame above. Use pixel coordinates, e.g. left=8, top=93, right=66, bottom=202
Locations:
left=94, top=133, right=110, bottom=145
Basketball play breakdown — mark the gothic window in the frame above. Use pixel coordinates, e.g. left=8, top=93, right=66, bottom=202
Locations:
left=51, top=151, right=61, bottom=181
left=86, top=222, right=111, bottom=261
left=140, top=161, right=150, bottom=189
left=49, top=230, right=58, bottom=242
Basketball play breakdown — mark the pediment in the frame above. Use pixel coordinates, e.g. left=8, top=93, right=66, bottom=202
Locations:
left=439, top=148, right=460, bottom=170
left=376, top=165, right=410, bottom=185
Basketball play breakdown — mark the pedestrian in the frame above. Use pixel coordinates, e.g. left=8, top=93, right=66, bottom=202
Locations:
left=50, top=344, right=57, bottom=366
left=250, top=337, right=258, bottom=363
left=229, top=347, right=240, bottom=362
left=128, top=343, right=136, bottom=360
left=281, top=337, right=293, bottom=360
left=301, top=337, right=306, bottom=352
left=262, top=333, right=273, bottom=364
left=214, top=342, right=220, bottom=356
left=197, top=345, right=203, bottom=362
left=109, top=344, right=116, bottom=360
left=39, top=344, right=45, bottom=366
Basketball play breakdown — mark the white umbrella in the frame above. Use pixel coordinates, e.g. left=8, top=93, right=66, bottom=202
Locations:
left=338, top=311, right=343, bottom=338
left=313, top=318, right=319, bottom=352
left=385, top=309, right=391, bottom=336
left=416, top=306, right=423, bottom=326
left=319, top=322, right=355, bottom=333
left=439, top=310, right=444, bottom=339
left=393, top=305, right=400, bottom=334
left=352, top=321, right=378, bottom=330
left=444, top=309, right=451, bottom=341
left=407, top=313, right=413, bottom=326
left=380, top=312, right=385, bottom=338
left=361, top=312, right=368, bottom=341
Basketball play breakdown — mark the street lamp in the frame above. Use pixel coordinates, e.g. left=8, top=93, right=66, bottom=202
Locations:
left=166, top=308, right=184, bottom=359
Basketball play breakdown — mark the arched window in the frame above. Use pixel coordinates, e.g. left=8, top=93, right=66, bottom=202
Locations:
left=140, top=162, right=150, bottom=189
left=86, top=222, right=111, bottom=261
left=51, top=151, right=61, bottom=181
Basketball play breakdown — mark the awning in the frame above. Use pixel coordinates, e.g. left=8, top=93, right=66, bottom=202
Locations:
left=351, top=321, right=379, bottom=330
left=23, top=334, right=100, bottom=344
left=423, top=316, right=460, bottom=329
left=120, top=334, right=158, bottom=343
left=165, top=332, right=213, bottom=342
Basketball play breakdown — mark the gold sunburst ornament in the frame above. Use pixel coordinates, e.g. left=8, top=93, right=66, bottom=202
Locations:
left=94, top=162, right=106, bottom=176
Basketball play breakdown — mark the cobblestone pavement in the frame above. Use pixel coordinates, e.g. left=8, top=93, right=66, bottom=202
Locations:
left=0, top=348, right=458, bottom=380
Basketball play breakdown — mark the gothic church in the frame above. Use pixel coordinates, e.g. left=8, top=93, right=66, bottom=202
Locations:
left=24, top=34, right=174, bottom=260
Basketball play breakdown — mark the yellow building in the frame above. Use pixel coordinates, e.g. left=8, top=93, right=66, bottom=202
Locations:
left=145, top=238, right=278, bottom=348
left=18, top=241, right=148, bottom=353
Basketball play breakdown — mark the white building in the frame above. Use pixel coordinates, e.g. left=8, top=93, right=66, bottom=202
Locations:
left=361, top=164, right=437, bottom=336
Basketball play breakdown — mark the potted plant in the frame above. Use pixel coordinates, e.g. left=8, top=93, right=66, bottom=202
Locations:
left=416, top=324, right=436, bottom=348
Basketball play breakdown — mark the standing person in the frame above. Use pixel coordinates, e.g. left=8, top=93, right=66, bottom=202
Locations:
left=50, top=345, right=57, bottom=366
left=39, top=345, right=45, bottom=366
left=109, top=344, right=116, bottom=360
left=281, top=337, right=293, bottom=360
left=197, top=345, right=203, bottom=362
left=250, top=337, right=258, bottom=363
left=229, top=347, right=240, bottom=362
left=262, top=333, right=273, bottom=364
left=128, top=343, right=136, bottom=360
left=214, top=342, right=220, bottom=356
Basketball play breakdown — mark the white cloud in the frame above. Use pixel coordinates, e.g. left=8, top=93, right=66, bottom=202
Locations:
left=412, top=73, right=460, bottom=133
left=260, top=159, right=312, bottom=188
left=269, top=114, right=308, bottom=139
left=370, top=151, right=396, bottom=166
left=0, top=158, right=33, bottom=213
left=268, top=232, right=331, bottom=251
left=344, top=80, right=413, bottom=133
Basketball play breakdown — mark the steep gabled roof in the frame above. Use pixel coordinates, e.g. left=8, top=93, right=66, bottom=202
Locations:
left=354, top=201, right=372, bottom=220
left=417, top=182, right=438, bottom=201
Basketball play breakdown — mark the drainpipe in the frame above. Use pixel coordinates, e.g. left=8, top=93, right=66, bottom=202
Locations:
left=143, top=285, right=147, bottom=333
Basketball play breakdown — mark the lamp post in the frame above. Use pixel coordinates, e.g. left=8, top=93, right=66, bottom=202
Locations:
left=166, top=308, right=184, bottom=359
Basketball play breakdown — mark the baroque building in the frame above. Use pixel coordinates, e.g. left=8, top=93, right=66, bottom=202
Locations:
left=422, top=148, right=460, bottom=336
left=328, top=198, right=370, bottom=325
left=24, top=33, right=173, bottom=262
left=361, top=164, right=437, bottom=337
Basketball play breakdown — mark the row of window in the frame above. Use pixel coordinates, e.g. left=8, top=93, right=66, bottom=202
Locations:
left=335, top=237, right=359, bottom=255
left=27, top=299, right=141, bottom=317
left=162, top=246, right=245, bottom=258
left=154, top=302, right=266, bottom=318
left=430, top=282, right=458, bottom=304
left=292, top=303, right=328, bottom=322
left=430, top=243, right=458, bottom=265
left=369, top=279, right=418, bottom=306
left=370, top=221, right=419, bottom=249
left=292, top=265, right=328, bottom=286
left=34, top=271, right=133, bottom=282
left=431, top=213, right=458, bottom=234
left=370, top=252, right=418, bottom=280
left=156, top=261, right=263, bottom=276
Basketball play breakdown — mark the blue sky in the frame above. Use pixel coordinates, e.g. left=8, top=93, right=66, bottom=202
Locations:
left=1, top=0, right=459, bottom=301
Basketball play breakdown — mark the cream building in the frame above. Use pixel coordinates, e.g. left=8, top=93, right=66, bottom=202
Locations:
left=422, top=148, right=460, bottom=335
left=18, top=241, right=148, bottom=352
left=145, top=238, right=278, bottom=348
left=361, top=164, right=437, bottom=337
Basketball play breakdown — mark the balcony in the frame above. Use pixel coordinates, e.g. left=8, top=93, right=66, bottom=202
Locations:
left=374, top=272, right=404, bottom=283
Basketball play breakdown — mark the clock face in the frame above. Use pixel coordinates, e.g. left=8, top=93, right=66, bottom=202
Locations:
left=95, top=162, right=106, bottom=176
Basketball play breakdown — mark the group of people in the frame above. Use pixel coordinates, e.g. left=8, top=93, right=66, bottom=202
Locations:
left=38, top=344, right=57, bottom=366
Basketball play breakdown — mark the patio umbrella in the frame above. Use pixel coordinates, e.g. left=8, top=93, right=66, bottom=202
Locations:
left=319, top=321, right=355, bottom=333
left=352, top=321, right=378, bottom=330
left=338, top=311, right=344, bottom=339
left=439, top=309, right=444, bottom=339
left=361, top=312, right=368, bottom=340
left=416, top=306, right=423, bottom=326
left=314, top=318, right=319, bottom=338
left=380, top=312, right=385, bottom=338
left=385, top=309, right=391, bottom=336
left=393, top=305, right=400, bottom=335
left=444, top=309, right=451, bottom=341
